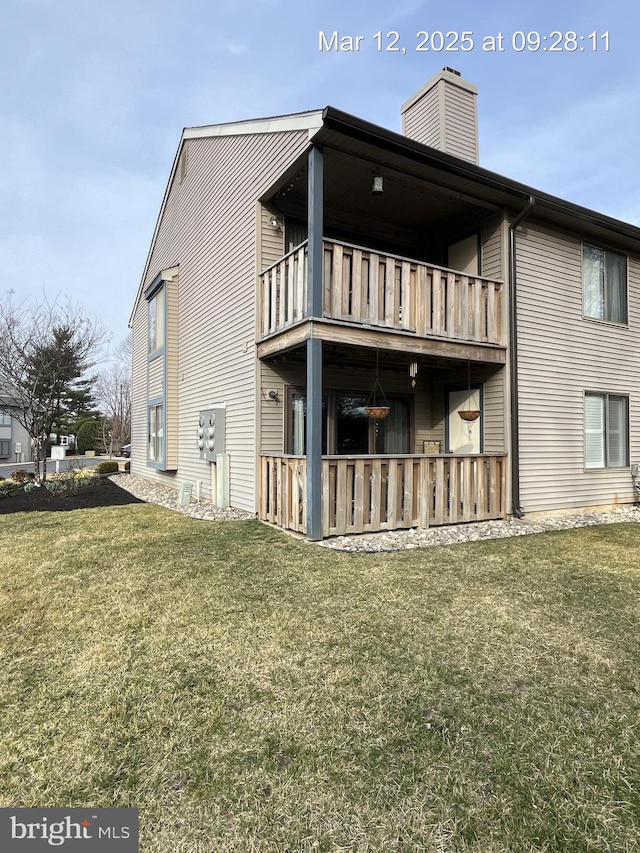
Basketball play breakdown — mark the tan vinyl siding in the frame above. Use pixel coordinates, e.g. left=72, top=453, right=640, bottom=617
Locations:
left=516, top=223, right=640, bottom=511
left=148, top=356, right=164, bottom=400
left=482, top=368, right=505, bottom=453
left=413, top=391, right=433, bottom=452
left=260, top=205, right=285, bottom=270
left=442, top=84, right=478, bottom=164
left=481, top=216, right=504, bottom=281
left=131, top=129, right=309, bottom=509
left=427, top=386, right=446, bottom=448
left=401, top=71, right=479, bottom=163
left=259, top=360, right=287, bottom=454
left=482, top=211, right=510, bottom=500
left=402, top=85, right=441, bottom=150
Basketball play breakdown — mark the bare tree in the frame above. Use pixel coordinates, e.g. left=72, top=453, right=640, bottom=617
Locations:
left=93, top=334, right=131, bottom=455
left=0, top=294, right=107, bottom=481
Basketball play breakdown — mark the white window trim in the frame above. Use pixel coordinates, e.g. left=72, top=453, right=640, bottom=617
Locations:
left=584, top=391, right=629, bottom=470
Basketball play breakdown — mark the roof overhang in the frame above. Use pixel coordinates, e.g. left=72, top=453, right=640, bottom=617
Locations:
left=132, top=102, right=640, bottom=328
left=313, top=106, right=640, bottom=252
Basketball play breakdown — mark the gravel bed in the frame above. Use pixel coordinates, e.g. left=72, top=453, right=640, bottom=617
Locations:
left=110, top=473, right=640, bottom=550
left=320, top=505, right=640, bottom=552
left=109, top=474, right=254, bottom=522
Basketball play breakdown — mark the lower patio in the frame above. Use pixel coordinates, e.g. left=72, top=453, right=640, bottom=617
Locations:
left=260, top=452, right=507, bottom=538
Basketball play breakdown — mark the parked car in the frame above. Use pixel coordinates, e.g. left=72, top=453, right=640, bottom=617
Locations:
left=121, top=444, right=131, bottom=457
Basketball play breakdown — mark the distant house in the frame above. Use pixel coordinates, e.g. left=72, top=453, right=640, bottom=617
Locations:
left=0, top=398, right=31, bottom=464
left=130, top=67, right=640, bottom=540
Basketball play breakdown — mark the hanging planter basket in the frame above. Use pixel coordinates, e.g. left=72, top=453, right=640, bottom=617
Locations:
left=366, top=350, right=390, bottom=421
left=458, top=409, right=481, bottom=423
left=365, top=405, right=390, bottom=420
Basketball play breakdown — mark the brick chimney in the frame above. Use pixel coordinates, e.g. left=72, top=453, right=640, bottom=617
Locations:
left=401, top=67, right=479, bottom=164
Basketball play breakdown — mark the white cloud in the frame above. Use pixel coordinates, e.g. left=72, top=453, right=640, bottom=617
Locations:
left=225, top=41, right=248, bottom=56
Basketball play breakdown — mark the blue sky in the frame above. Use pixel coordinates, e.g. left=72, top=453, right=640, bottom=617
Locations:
left=2, top=0, right=638, bottom=347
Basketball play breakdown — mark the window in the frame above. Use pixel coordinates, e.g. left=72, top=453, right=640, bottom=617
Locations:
left=585, top=393, right=628, bottom=469
left=0, top=440, right=9, bottom=457
left=287, top=389, right=410, bottom=455
left=290, top=392, right=327, bottom=455
left=148, top=288, right=165, bottom=354
left=583, top=244, right=627, bottom=324
left=148, top=403, right=164, bottom=464
left=0, top=410, right=10, bottom=426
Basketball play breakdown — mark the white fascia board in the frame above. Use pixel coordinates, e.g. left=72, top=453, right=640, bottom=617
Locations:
left=160, top=266, right=179, bottom=281
left=183, top=110, right=324, bottom=140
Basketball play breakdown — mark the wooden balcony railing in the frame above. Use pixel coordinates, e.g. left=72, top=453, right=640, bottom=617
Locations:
left=260, top=453, right=507, bottom=538
left=259, top=239, right=504, bottom=346
left=260, top=454, right=307, bottom=534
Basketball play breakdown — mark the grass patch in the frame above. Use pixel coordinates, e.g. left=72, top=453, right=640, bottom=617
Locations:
left=1, top=505, right=640, bottom=851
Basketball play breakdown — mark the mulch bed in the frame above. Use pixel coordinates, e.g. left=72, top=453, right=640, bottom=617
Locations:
left=0, top=478, right=144, bottom=514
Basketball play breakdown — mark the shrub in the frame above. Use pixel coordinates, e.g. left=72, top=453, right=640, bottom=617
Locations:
left=76, top=420, right=98, bottom=454
left=95, top=461, right=119, bottom=475
left=74, top=469, right=98, bottom=482
left=0, top=479, right=18, bottom=497
left=23, top=482, right=37, bottom=493
left=11, top=469, right=33, bottom=484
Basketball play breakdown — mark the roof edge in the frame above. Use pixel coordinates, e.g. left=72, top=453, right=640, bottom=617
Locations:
left=184, top=110, right=324, bottom=140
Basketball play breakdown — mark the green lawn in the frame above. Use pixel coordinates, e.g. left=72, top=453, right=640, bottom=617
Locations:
left=1, top=503, right=640, bottom=852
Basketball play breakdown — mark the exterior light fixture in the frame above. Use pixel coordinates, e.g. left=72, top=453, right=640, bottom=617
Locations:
left=270, top=216, right=282, bottom=231
left=372, top=175, right=384, bottom=194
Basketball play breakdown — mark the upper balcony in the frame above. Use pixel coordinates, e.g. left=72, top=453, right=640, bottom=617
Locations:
left=258, top=238, right=505, bottom=358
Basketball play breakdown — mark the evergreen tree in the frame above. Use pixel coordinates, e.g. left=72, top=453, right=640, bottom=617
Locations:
left=52, top=376, right=101, bottom=445
left=0, top=295, right=106, bottom=480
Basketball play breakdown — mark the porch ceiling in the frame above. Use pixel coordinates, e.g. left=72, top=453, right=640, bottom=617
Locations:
left=271, top=145, right=494, bottom=251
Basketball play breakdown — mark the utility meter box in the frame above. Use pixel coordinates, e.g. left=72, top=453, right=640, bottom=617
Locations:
left=198, top=407, right=226, bottom=462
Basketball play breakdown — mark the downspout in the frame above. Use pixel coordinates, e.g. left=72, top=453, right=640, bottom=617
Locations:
left=508, top=196, right=535, bottom=518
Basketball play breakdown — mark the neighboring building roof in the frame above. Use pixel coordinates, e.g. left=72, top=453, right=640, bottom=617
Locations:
left=0, top=383, right=20, bottom=407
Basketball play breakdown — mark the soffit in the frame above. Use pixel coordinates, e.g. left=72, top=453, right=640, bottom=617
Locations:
left=270, top=142, right=494, bottom=245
